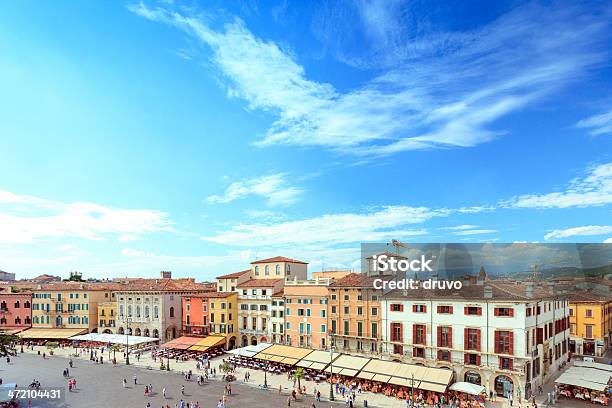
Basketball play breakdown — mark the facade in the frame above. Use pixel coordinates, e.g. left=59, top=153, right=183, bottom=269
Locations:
left=31, top=282, right=117, bottom=332
left=284, top=278, right=331, bottom=349
left=114, top=276, right=213, bottom=342
left=270, top=290, right=285, bottom=344
left=251, top=256, right=308, bottom=280
left=97, top=301, right=117, bottom=334
left=0, top=287, right=31, bottom=332
left=182, top=292, right=239, bottom=349
left=216, top=270, right=251, bottom=293
left=237, top=278, right=284, bottom=346
left=381, top=280, right=570, bottom=400
left=0, top=270, right=16, bottom=281
left=569, top=292, right=611, bottom=357
left=328, top=273, right=383, bottom=356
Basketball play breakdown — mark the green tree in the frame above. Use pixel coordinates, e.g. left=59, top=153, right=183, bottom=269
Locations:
left=0, top=334, right=19, bottom=357
left=111, top=343, right=121, bottom=360
left=293, top=367, right=304, bottom=391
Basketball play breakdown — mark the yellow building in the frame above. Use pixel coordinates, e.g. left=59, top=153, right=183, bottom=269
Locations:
left=569, top=292, right=611, bottom=357
left=183, top=292, right=239, bottom=349
left=97, top=301, right=117, bottom=334
left=31, top=282, right=119, bottom=334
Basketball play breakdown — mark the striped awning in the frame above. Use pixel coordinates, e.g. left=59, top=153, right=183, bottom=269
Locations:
left=18, top=328, right=87, bottom=339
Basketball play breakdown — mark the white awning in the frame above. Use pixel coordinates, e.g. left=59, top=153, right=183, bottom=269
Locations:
left=70, top=333, right=159, bottom=346
left=449, top=382, right=486, bottom=395
left=227, top=342, right=272, bottom=358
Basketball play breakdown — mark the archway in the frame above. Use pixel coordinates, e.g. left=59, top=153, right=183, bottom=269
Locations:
left=250, top=336, right=257, bottom=346
left=135, top=328, right=142, bottom=336
left=103, top=329, right=112, bottom=334
left=118, top=327, right=124, bottom=334
left=228, top=336, right=236, bottom=350
left=494, top=375, right=514, bottom=397
left=127, top=328, right=133, bottom=335
left=464, top=371, right=481, bottom=385
left=144, top=329, right=150, bottom=337
left=153, top=329, right=159, bottom=338
left=241, top=336, right=248, bottom=347
left=260, top=337, right=267, bottom=343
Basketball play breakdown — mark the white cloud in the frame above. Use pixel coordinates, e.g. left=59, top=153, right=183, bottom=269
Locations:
left=453, top=229, right=498, bottom=236
left=201, top=205, right=485, bottom=247
left=506, top=163, right=612, bottom=209
left=121, top=248, right=155, bottom=257
left=604, top=237, right=612, bottom=243
left=53, top=244, right=88, bottom=255
left=130, top=2, right=608, bottom=156
left=442, top=224, right=479, bottom=230
left=576, top=109, right=612, bottom=136
left=0, top=190, right=171, bottom=243
left=119, top=234, right=143, bottom=243
left=544, top=225, right=612, bottom=240
left=206, top=173, right=302, bottom=207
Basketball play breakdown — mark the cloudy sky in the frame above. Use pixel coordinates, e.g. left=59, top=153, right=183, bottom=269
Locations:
left=0, top=0, right=611, bottom=280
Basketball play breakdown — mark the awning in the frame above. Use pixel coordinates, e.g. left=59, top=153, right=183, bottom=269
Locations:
left=0, top=328, right=25, bottom=335
left=418, top=382, right=448, bottom=393
left=254, top=344, right=313, bottom=365
left=189, top=335, right=226, bottom=352
left=389, top=377, right=419, bottom=388
left=160, top=336, right=202, bottom=350
left=555, top=366, right=611, bottom=392
left=449, top=382, right=486, bottom=395
left=555, top=374, right=608, bottom=392
left=70, top=333, right=159, bottom=346
left=227, top=342, right=272, bottom=358
left=339, top=368, right=358, bottom=377
left=18, top=328, right=87, bottom=339
left=574, top=361, right=612, bottom=373
left=324, top=354, right=370, bottom=373
left=309, top=362, right=328, bottom=371
left=373, top=374, right=391, bottom=383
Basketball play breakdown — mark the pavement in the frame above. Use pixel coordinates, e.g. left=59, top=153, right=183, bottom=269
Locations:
left=2, top=346, right=606, bottom=408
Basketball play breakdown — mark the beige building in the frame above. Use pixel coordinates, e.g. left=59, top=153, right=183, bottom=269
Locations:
left=284, top=277, right=331, bottom=349
left=216, top=270, right=251, bottom=292
left=250, top=256, right=307, bottom=280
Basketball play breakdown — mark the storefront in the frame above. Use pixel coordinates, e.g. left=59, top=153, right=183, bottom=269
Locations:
left=464, top=371, right=481, bottom=385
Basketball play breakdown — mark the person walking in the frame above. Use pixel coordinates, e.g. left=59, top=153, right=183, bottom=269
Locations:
left=122, top=378, right=127, bottom=388
left=134, top=375, right=138, bottom=385
left=163, top=387, right=167, bottom=398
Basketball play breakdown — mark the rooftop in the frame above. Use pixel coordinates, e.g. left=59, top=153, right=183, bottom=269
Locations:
left=237, top=278, right=283, bottom=288
left=251, top=256, right=307, bottom=265
left=216, top=269, right=250, bottom=280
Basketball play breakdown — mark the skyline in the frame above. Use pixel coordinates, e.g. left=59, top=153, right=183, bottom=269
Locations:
left=1, top=1, right=611, bottom=280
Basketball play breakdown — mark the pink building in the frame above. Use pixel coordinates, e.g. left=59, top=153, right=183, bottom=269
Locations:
left=0, top=287, right=32, bottom=333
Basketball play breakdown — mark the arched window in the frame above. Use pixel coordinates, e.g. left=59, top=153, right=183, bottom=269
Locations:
left=145, top=306, right=150, bottom=318
left=83, top=316, right=88, bottom=324
left=154, top=306, right=159, bottom=318
left=24, top=301, right=30, bottom=308
left=136, top=305, right=141, bottom=318
left=265, top=265, right=270, bottom=275
left=14, top=300, right=20, bottom=308
left=33, top=316, right=39, bottom=324
left=275, top=264, right=281, bottom=275
left=169, top=307, right=175, bottom=318
left=127, top=305, right=132, bottom=317
left=119, top=305, right=124, bottom=317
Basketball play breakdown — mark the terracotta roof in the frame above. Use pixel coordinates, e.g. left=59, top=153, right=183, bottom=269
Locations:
left=251, top=256, right=307, bottom=265
left=112, top=278, right=213, bottom=293
left=329, top=273, right=372, bottom=288
left=568, top=291, right=612, bottom=302
left=272, top=289, right=284, bottom=297
left=237, top=278, right=283, bottom=288
left=34, top=282, right=124, bottom=291
left=216, top=269, right=250, bottom=280
left=185, top=291, right=237, bottom=299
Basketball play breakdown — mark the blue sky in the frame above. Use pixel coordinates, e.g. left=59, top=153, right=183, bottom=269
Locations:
left=0, top=0, right=611, bottom=280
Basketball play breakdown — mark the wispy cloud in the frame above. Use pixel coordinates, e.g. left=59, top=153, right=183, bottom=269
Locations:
left=544, top=225, right=612, bottom=240
left=576, top=109, right=612, bottom=136
left=453, top=229, right=498, bottom=236
left=130, top=2, right=609, bottom=156
left=0, top=190, right=171, bottom=243
left=206, top=173, right=303, bottom=207
left=506, top=163, right=612, bottom=209
left=442, top=224, right=479, bottom=230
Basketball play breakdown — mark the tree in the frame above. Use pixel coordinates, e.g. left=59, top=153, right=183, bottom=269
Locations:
left=111, top=343, right=121, bottom=360
left=0, top=334, right=19, bottom=357
left=66, top=271, right=84, bottom=282
left=219, top=362, right=233, bottom=374
left=293, top=367, right=304, bottom=391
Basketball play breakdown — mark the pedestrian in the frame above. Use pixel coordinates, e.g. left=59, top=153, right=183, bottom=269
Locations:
left=122, top=378, right=127, bottom=388
left=134, top=375, right=138, bottom=385
left=163, top=387, right=167, bottom=398
left=181, top=385, right=185, bottom=396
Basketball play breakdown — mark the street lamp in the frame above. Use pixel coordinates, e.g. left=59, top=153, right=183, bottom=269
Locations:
left=263, top=361, right=268, bottom=388
left=410, top=372, right=414, bottom=403
left=125, top=317, right=131, bottom=365
left=166, top=352, right=170, bottom=371
left=329, top=332, right=335, bottom=401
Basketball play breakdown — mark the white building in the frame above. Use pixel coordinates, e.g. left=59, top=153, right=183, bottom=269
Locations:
left=270, top=289, right=285, bottom=344
left=237, top=278, right=284, bottom=347
left=381, top=279, right=570, bottom=400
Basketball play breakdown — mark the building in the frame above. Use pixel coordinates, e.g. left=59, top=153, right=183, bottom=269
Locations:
left=270, top=289, right=285, bottom=344
left=250, top=256, right=308, bottom=280
left=237, top=278, right=284, bottom=347
left=0, top=286, right=31, bottom=333
left=328, top=273, right=383, bottom=356
left=568, top=291, right=611, bottom=357
left=114, top=274, right=214, bottom=342
left=31, top=282, right=117, bottom=333
left=380, top=280, right=571, bottom=400
left=97, top=301, right=117, bottom=334
left=216, top=270, right=251, bottom=292
left=284, top=277, right=331, bottom=349
left=0, top=270, right=16, bottom=281
left=182, top=292, right=239, bottom=349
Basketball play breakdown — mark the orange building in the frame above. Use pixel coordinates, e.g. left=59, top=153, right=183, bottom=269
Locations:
left=284, top=278, right=331, bottom=349
left=328, top=273, right=383, bottom=356
left=182, top=292, right=238, bottom=349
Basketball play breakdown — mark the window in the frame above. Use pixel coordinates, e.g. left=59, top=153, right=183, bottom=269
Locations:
left=438, top=326, right=452, bottom=348
left=372, top=322, right=378, bottom=337
left=145, top=306, right=150, bottom=318
left=437, top=305, right=453, bottom=314
left=321, top=310, right=326, bottom=317
left=413, top=304, right=426, bottom=313
left=465, top=328, right=481, bottom=351
left=393, top=344, right=403, bottom=355
left=344, top=306, right=349, bottom=314
left=585, top=325, right=593, bottom=338
left=331, top=306, right=337, bottom=313
left=275, top=264, right=281, bottom=275
left=136, top=306, right=141, bottom=318
left=265, top=265, right=270, bottom=275
left=254, top=265, right=260, bottom=275
left=438, top=350, right=451, bottom=362
left=391, top=322, right=403, bottom=342
left=413, top=347, right=425, bottom=358
left=465, top=306, right=482, bottom=315
left=495, top=307, right=514, bottom=317
left=127, top=305, right=132, bottom=317
left=390, top=304, right=403, bottom=312
left=569, top=309, right=573, bottom=316
left=413, top=324, right=426, bottom=345
left=495, top=330, right=513, bottom=354
left=321, top=324, right=326, bottom=333
left=585, top=309, right=593, bottom=317
left=499, top=357, right=513, bottom=370
left=343, top=320, right=349, bottom=335
left=169, top=307, right=175, bottom=318
left=464, top=353, right=480, bottom=365
left=371, top=307, right=378, bottom=316
left=357, top=306, right=363, bottom=315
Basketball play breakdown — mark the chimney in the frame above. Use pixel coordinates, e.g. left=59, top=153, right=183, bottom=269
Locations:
left=484, top=285, right=493, bottom=299
left=525, top=282, right=534, bottom=299
left=160, top=271, right=172, bottom=279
